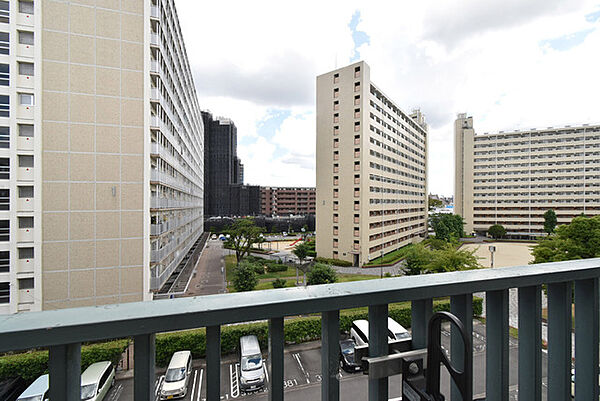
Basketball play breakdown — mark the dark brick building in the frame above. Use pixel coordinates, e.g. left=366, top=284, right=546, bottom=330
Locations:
left=261, top=187, right=316, bottom=216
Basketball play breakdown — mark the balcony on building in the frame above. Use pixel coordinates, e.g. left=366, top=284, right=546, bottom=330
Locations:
left=17, top=216, right=34, bottom=243
left=17, top=155, right=34, bottom=181
left=17, top=30, right=34, bottom=58
left=16, top=1, right=34, bottom=26
left=17, top=248, right=34, bottom=274
left=17, top=123, right=34, bottom=151
left=2, top=259, right=598, bottom=400
left=17, top=93, right=34, bottom=119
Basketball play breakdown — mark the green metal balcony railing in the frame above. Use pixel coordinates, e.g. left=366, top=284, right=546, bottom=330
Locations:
left=1, top=258, right=599, bottom=401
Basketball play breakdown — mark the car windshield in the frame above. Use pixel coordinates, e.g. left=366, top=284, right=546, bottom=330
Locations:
left=395, top=332, right=411, bottom=340
left=165, top=367, right=186, bottom=383
left=80, top=384, right=97, bottom=400
left=241, top=354, right=262, bottom=371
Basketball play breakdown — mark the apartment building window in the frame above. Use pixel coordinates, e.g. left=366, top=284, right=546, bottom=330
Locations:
left=0, top=282, right=8, bottom=303
left=0, top=158, right=7, bottom=179
left=19, top=93, right=34, bottom=106
left=333, top=239, right=338, bottom=248
left=354, top=135, right=360, bottom=145
left=0, top=64, right=7, bottom=86
left=333, top=176, right=339, bottom=185
left=18, top=186, right=33, bottom=198
left=354, top=188, right=360, bottom=198
left=18, top=124, right=33, bottom=137
left=333, top=126, right=339, bottom=136
left=354, top=121, right=360, bottom=132
left=354, top=174, right=360, bottom=184
left=0, top=126, right=7, bottom=148
left=354, top=200, right=359, bottom=210
left=354, top=161, right=360, bottom=171
left=354, top=228, right=360, bottom=237
left=19, top=155, right=33, bottom=168
left=333, top=113, right=339, bottom=123
left=333, top=226, right=338, bottom=235
left=354, top=95, right=360, bottom=105
left=333, top=188, right=339, bottom=198
left=354, top=66, right=361, bottom=78
left=354, top=148, right=360, bottom=158
left=354, top=82, right=360, bottom=92
left=0, top=95, right=8, bottom=116
left=333, top=73, right=339, bottom=84
left=333, top=163, right=339, bottom=173
left=0, top=220, right=8, bottom=241
left=333, top=201, right=339, bottom=210
left=354, top=108, right=360, bottom=118
left=0, top=32, right=8, bottom=54
left=333, top=151, right=339, bottom=160
left=18, top=30, right=34, bottom=45
left=19, top=0, right=34, bottom=14
left=332, top=251, right=338, bottom=259
left=333, top=214, right=339, bottom=223
left=18, top=62, right=34, bottom=76
left=0, top=251, right=7, bottom=273
left=333, top=88, right=339, bottom=98
left=333, top=100, right=339, bottom=110
left=18, top=216, right=33, bottom=228
left=18, top=277, right=33, bottom=290
left=0, top=2, right=7, bottom=24
left=0, top=189, right=7, bottom=210
left=333, top=138, right=339, bottom=148
left=354, top=214, right=360, bottom=224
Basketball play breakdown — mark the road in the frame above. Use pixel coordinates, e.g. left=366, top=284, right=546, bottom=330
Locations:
left=106, top=320, right=549, bottom=400
left=185, top=240, right=226, bottom=296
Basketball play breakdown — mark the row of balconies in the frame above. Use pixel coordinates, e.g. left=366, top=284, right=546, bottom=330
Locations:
left=150, top=196, right=201, bottom=210
left=150, top=213, right=199, bottom=236
left=151, top=142, right=201, bottom=188
left=150, top=221, right=201, bottom=263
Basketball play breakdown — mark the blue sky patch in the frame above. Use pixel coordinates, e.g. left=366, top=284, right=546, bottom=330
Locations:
left=540, top=28, right=595, bottom=51
left=585, top=9, right=600, bottom=23
left=349, top=10, right=371, bottom=62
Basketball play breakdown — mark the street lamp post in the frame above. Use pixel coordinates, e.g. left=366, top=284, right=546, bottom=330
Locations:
left=489, top=245, right=496, bottom=269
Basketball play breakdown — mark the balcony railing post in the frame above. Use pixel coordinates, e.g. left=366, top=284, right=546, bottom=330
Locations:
left=133, top=334, right=155, bottom=401
left=269, top=317, right=284, bottom=401
left=321, top=310, right=340, bottom=401
left=485, top=289, right=509, bottom=401
left=368, top=304, right=388, bottom=401
left=411, top=298, right=432, bottom=349
left=574, top=278, right=599, bottom=400
left=518, top=285, right=542, bottom=401
left=48, top=342, right=81, bottom=401
left=450, top=294, right=472, bottom=401
left=547, top=281, right=572, bottom=401
left=206, top=325, right=221, bottom=401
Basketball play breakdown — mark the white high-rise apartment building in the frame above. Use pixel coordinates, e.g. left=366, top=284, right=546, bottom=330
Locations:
left=316, top=61, right=428, bottom=267
left=455, top=114, right=600, bottom=238
left=0, top=0, right=203, bottom=314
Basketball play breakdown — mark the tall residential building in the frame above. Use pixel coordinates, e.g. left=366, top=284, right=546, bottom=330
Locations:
left=202, top=111, right=260, bottom=217
left=316, top=61, right=428, bottom=267
left=455, top=114, right=600, bottom=238
left=0, top=0, right=203, bottom=314
left=261, top=186, right=316, bottom=216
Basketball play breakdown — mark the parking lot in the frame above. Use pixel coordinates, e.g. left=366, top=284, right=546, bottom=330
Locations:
left=105, top=320, right=546, bottom=400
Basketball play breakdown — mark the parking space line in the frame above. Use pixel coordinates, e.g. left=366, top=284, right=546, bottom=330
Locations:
left=197, top=369, right=203, bottom=401
left=264, top=362, right=269, bottom=384
left=154, top=376, right=163, bottom=401
left=190, top=369, right=198, bottom=401
left=292, top=353, right=310, bottom=384
left=230, top=363, right=240, bottom=398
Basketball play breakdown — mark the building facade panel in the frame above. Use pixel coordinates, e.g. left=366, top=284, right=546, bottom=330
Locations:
left=455, top=114, right=600, bottom=238
left=260, top=187, right=316, bottom=216
left=316, top=61, right=428, bottom=267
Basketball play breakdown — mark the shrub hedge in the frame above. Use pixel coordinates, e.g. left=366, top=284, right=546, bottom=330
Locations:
left=314, top=257, right=353, bottom=267
left=0, top=339, right=129, bottom=383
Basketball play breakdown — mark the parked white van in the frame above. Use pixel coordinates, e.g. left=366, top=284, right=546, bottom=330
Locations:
left=17, top=374, right=49, bottom=401
left=350, top=317, right=411, bottom=346
left=160, top=350, right=192, bottom=400
left=80, top=361, right=115, bottom=401
left=239, top=335, right=265, bottom=392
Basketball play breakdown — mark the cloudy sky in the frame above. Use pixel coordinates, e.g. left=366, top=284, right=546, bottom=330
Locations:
left=177, top=0, right=600, bottom=197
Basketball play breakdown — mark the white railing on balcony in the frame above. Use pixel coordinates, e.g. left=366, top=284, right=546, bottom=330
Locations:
left=1, top=259, right=599, bottom=401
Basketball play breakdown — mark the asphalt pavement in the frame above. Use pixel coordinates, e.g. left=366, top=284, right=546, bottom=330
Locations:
left=105, top=320, right=548, bottom=400
left=185, top=240, right=227, bottom=296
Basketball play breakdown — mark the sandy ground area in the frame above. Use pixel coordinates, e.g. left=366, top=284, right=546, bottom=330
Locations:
left=462, top=241, right=535, bottom=268
left=257, top=239, right=302, bottom=251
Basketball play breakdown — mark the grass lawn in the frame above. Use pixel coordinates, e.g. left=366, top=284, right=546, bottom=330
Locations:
left=364, top=244, right=414, bottom=266
left=225, top=255, right=297, bottom=279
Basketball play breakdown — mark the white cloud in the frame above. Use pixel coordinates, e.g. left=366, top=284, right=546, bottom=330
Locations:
left=176, top=0, right=600, bottom=197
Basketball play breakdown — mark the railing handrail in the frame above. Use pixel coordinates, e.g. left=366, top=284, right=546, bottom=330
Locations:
left=1, top=258, right=599, bottom=352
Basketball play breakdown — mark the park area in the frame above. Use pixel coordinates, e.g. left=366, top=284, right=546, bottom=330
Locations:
left=460, top=241, right=535, bottom=268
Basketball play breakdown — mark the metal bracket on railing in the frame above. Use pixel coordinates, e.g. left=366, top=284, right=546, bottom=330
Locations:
left=355, top=337, right=413, bottom=371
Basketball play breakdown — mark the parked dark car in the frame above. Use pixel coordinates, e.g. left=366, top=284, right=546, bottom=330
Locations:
left=339, top=339, right=362, bottom=372
left=0, top=377, right=27, bottom=401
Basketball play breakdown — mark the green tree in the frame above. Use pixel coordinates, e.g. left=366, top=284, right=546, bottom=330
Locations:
left=426, top=245, right=482, bottom=273
left=488, top=224, right=506, bottom=240
left=403, top=244, right=434, bottom=275
left=225, top=218, right=265, bottom=264
left=532, top=215, right=600, bottom=263
left=272, top=278, right=287, bottom=289
left=232, top=260, right=259, bottom=292
left=293, top=242, right=310, bottom=285
left=543, top=209, right=557, bottom=235
left=430, top=214, right=465, bottom=241
left=428, top=196, right=443, bottom=211
left=307, top=263, right=338, bottom=285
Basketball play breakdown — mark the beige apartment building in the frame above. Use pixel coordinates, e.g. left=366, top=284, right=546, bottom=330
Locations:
left=0, top=0, right=204, bottom=314
left=455, top=114, right=600, bottom=238
left=316, top=61, right=428, bottom=267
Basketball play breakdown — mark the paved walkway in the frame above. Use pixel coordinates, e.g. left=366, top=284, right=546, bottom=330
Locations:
left=185, top=239, right=227, bottom=296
